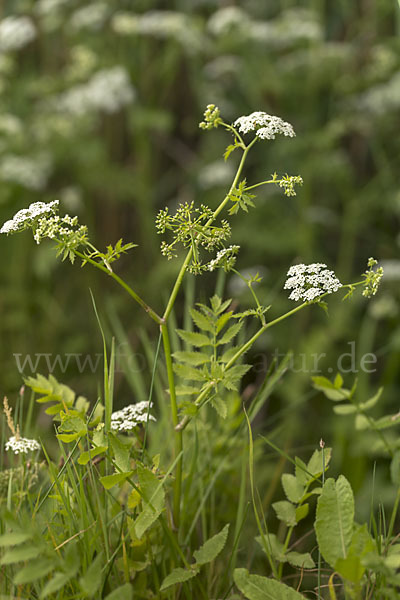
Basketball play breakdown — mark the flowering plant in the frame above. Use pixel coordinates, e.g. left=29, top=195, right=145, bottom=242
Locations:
left=0, top=105, right=386, bottom=599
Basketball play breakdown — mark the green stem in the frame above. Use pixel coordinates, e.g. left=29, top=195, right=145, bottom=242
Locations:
left=278, top=526, right=294, bottom=580
left=161, top=323, right=182, bottom=529
left=74, top=249, right=164, bottom=325
left=244, top=179, right=276, bottom=191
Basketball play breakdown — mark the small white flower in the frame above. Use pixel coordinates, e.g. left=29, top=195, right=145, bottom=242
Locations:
left=111, top=401, right=156, bottom=432
left=0, top=200, right=59, bottom=235
left=207, top=245, right=240, bottom=272
left=284, top=263, right=342, bottom=302
left=5, top=436, right=41, bottom=455
left=233, top=112, right=295, bottom=140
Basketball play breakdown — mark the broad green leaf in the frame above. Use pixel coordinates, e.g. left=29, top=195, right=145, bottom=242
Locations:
left=77, top=446, right=107, bottom=466
left=134, top=464, right=165, bottom=539
left=41, top=572, right=72, bottom=598
left=104, top=583, right=133, bottom=600
left=176, top=329, right=211, bottom=347
left=110, top=433, right=131, bottom=472
left=193, top=524, right=229, bottom=565
left=99, top=471, right=134, bottom=490
left=0, top=545, right=39, bottom=564
left=175, top=385, right=201, bottom=396
left=190, top=307, right=214, bottom=333
left=234, top=568, right=306, bottom=599
left=218, top=322, right=243, bottom=345
left=295, top=457, right=310, bottom=486
left=0, top=532, right=31, bottom=546
left=281, top=473, right=305, bottom=503
left=315, top=476, right=354, bottom=569
left=272, top=501, right=297, bottom=527
left=355, top=414, right=370, bottom=430
left=173, top=351, right=210, bottom=366
left=160, top=567, right=199, bottom=591
left=286, top=551, right=315, bottom=569
left=14, top=558, right=55, bottom=584
left=59, top=415, right=87, bottom=435
left=307, top=448, right=332, bottom=477
left=372, top=412, right=400, bottom=430
left=173, top=363, right=206, bottom=382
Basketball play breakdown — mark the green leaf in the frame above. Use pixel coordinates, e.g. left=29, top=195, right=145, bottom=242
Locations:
left=110, top=433, right=131, bottom=472
left=57, top=432, right=80, bottom=443
left=315, top=476, right=354, bottom=569
left=0, top=545, right=39, bottom=564
left=234, top=568, right=306, bottom=599
left=173, top=363, right=206, bottom=382
left=222, top=364, right=251, bottom=390
left=333, top=404, right=357, bottom=415
left=294, top=457, right=309, bottom=486
left=281, top=473, right=305, bottom=504
left=216, top=312, right=233, bottom=333
left=99, top=471, right=134, bottom=490
left=14, top=558, right=55, bottom=584
left=295, top=503, right=309, bottom=523
left=335, top=523, right=375, bottom=583
left=307, top=448, right=332, bottom=477
left=210, top=396, right=227, bottom=419
left=175, top=385, right=201, bottom=396
left=79, top=552, right=104, bottom=597
left=286, top=551, right=315, bottom=569
left=312, top=376, right=349, bottom=401
left=173, top=351, right=210, bottom=366
left=190, top=308, right=214, bottom=333
left=0, top=532, right=31, bottom=546
left=218, top=322, right=243, bottom=345
left=134, top=464, right=165, bottom=539
left=77, top=446, right=107, bottom=466
left=272, top=501, right=297, bottom=527
left=255, top=534, right=285, bottom=563
left=41, top=572, right=72, bottom=598
left=59, top=415, right=87, bottom=435
left=334, top=373, right=343, bottom=388
left=176, top=329, right=211, bottom=347
left=160, top=567, right=199, bottom=591
left=104, top=583, right=133, bottom=600
left=359, top=387, right=383, bottom=411
left=193, top=524, right=229, bottom=566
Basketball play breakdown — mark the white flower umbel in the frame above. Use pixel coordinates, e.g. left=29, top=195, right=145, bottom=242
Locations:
left=0, top=200, right=59, bottom=235
left=5, top=435, right=41, bottom=455
left=284, top=263, right=342, bottom=302
left=111, top=401, right=156, bottom=432
left=234, top=112, right=295, bottom=140
left=0, top=154, right=52, bottom=190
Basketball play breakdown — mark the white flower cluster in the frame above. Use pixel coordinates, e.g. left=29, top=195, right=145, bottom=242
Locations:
left=36, top=0, right=71, bottom=17
left=207, top=245, right=240, bottom=272
left=0, top=16, right=36, bottom=52
left=33, top=213, right=85, bottom=244
left=111, top=401, right=156, bottom=432
left=57, top=67, right=135, bottom=116
left=233, top=112, right=295, bottom=140
left=0, top=154, right=52, bottom=190
left=5, top=435, right=41, bottom=454
left=0, top=200, right=59, bottom=235
left=284, top=263, right=342, bottom=302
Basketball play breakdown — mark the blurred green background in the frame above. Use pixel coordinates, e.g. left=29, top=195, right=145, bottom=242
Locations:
left=0, top=0, right=399, bottom=509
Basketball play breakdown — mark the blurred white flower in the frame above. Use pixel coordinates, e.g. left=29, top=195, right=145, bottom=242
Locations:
left=70, top=3, right=109, bottom=31
left=284, top=263, right=342, bottom=302
left=207, top=7, right=249, bottom=36
left=0, top=154, right=52, bottom=190
left=0, top=16, right=36, bottom=52
left=57, top=66, right=135, bottom=115
left=359, top=71, right=400, bottom=115
left=5, top=435, right=41, bottom=454
left=380, top=260, right=400, bottom=281
left=198, top=160, right=234, bottom=189
left=36, top=0, right=71, bottom=17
